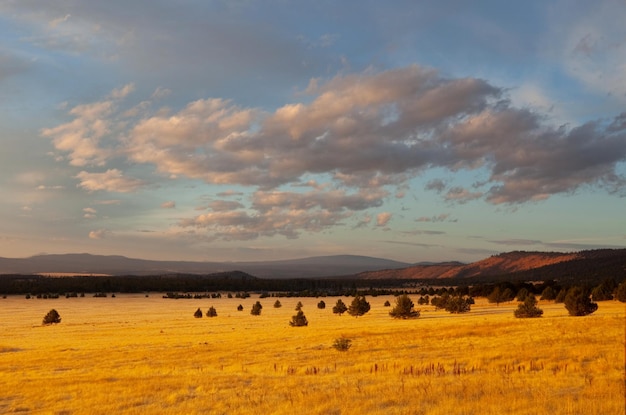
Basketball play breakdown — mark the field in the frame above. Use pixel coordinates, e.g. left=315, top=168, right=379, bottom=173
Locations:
left=1, top=294, right=624, bottom=414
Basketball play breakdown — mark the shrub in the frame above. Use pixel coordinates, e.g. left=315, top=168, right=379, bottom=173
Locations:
left=43, top=309, right=61, bottom=325
left=540, top=286, right=557, bottom=301
left=348, top=295, right=370, bottom=317
left=237, top=304, right=244, bottom=311
left=383, top=300, right=391, bottom=307
left=332, top=299, right=348, bottom=315
left=591, top=280, right=615, bottom=301
left=193, top=308, right=203, bottom=318
left=332, top=337, right=352, bottom=352
left=317, top=300, right=326, bottom=309
left=616, top=281, right=626, bottom=303
left=417, top=295, right=429, bottom=305
left=516, top=288, right=529, bottom=302
left=250, top=301, right=263, bottom=316
left=555, top=288, right=568, bottom=303
left=445, top=296, right=472, bottom=314
left=289, top=310, right=308, bottom=327
left=564, top=287, right=598, bottom=316
left=389, top=294, right=420, bottom=319
left=273, top=300, right=282, bottom=308
left=514, top=294, right=543, bottom=318
left=206, top=306, right=217, bottom=317
left=295, top=301, right=303, bottom=311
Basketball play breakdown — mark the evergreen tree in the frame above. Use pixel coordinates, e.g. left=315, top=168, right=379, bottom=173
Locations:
left=383, top=300, right=391, bottom=307
left=289, top=310, right=308, bottom=327
left=564, top=287, right=598, bottom=316
left=516, top=288, right=529, bottom=302
left=591, top=280, right=615, bottom=301
left=295, top=301, right=303, bottom=311
left=348, top=295, right=371, bottom=317
left=193, top=308, right=203, bottom=318
left=317, top=300, right=326, bottom=309
left=237, top=304, right=244, bottom=311
left=616, top=281, right=626, bottom=303
left=332, top=299, right=348, bottom=316
left=389, top=294, right=420, bottom=319
left=444, top=296, right=472, bottom=314
left=514, top=294, right=543, bottom=318
left=273, top=299, right=282, bottom=308
left=250, top=301, right=263, bottom=316
left=206, top=306, right=217, bottom=317
left=42, top=309, right=61, bottom=325
left=540, top=286, right=557, bottom=301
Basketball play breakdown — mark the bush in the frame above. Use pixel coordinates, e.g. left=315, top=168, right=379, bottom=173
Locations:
left=289, top=310, right=308, bottom=327
left=348, top=295, right=370, bottom=317
left=514, top=294, right=543, bottom=318
left=273, top=300, right=282, bottom=308
left=445, top=296, right=472, bottom=314
left=389, top=294, right=420, bottom=319
left=332, top=299, right=348, bottom=315
left=206, top=306, right=217, bottom=317
left=250, top=301, right=263, bottom=316
left=193, top=308, right=203, bottom=318
left=332, top=337, right=352, bottom=352
left=317, top=300, right=326, bottom=309
left=540, top=286, right=557, bottom=301
left=43, top=309, right=61, bottom=325
left=295, top=301, right=303, bottom=311
left=616, top=281, right=626, bottom=302
left=564, top=287, right=598, bottom=316
left=237, top=304, right=244, bottom=311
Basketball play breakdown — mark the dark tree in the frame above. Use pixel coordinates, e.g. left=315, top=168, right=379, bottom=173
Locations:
left=389, top=294, right=420, bottom=319
left=289, top=310, right=308, bottom=327
left=206, top=306, right=217, bottom=317
left=514, top=294, right=543, bottom=318
left=295, top=301, right=303, bottom=311
left=417, top=296, right=429, bottom=305
left=540, top=286, right=557, bottom=301
left=444, top=296, right=472, bottom=314
left=237, top=304, right=244, bottom=311
left=616, top=281, right=626, bottom=303
left=332, top=337, right=352, bottom=351
left=317, top=300, right=326, bottom=309
left=564, top=287, right=598, bottom=316
left=251, top=301, right=263, bottom=316
left=555, top=288, right=568, bottom=303
left=591, top=280, right=615, bottom=301
left=348, top=295, right=371, bottom=317
left=43, top=309, right=61, bottom=325
left=194, top=308, right=203, bottom=318
left=332, top=299, right=348, bottom=316
left=273, top=300, right=282, bottom=308
left=383, top=300, right=391, bottom=307
left=516, top=288, right=530, bottom=302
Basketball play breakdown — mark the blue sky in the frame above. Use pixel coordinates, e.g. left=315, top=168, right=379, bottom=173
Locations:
left=1, top=0, right=625, bottom=263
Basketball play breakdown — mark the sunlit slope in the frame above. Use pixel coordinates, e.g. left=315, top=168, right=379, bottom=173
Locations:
left=1, top=296, right=624, bottom=414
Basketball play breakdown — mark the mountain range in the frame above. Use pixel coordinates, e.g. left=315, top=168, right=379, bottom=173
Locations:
left=1, top=249, right=625, bottom=281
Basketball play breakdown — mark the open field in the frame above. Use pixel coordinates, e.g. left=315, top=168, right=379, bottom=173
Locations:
left=1, top=295, right=624, bottom=414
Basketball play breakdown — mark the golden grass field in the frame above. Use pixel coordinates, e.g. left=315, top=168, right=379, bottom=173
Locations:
left=1, top=294, right=624, bottom=414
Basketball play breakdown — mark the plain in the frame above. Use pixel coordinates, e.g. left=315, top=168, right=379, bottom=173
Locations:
left=1, top=294, right=624, bottom=414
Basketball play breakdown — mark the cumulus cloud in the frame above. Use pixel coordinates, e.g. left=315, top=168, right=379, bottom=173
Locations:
left=42, top=65, right=626, bottom=241
left=75, top=169, right=144, bottom=193
left=416, top=213, right=452, bottom=223
left=376, top=212, right=392, bottom=227
left=88, top=229, right=109, bottom=239
left=161, top=201, right=176, bottom=209
left=83, top=207, right=97, bottom=219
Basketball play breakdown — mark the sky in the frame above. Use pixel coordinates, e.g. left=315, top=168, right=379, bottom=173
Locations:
left=0, top=0, right=625, bottom=264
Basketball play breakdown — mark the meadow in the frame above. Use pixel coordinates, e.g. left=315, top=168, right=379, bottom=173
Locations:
left=0, top=294, right=624, bottom=414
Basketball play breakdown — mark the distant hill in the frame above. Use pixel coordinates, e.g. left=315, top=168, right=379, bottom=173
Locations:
left=354, top=249, right=626, bottom=281
left=0, top=253, right=410, bottom=279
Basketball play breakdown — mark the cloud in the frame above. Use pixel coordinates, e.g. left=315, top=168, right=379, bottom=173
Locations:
left=75, top=169, right=144, bottom=193
left=489, top=239, right=542, bottom=246
left=376, top=212, right=392, bottom=227
left=416, top=213, right=452, bottom=223
left=161, top=201, right=176, bottom=209
left=83, top=207, right=97, bottom=219
left=88, top=229, right=109, bottom=239
left=444, top=187, right=483, bottom=204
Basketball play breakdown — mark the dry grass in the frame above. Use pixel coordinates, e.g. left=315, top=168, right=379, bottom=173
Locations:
left=0, top=295, right=624, bottom=414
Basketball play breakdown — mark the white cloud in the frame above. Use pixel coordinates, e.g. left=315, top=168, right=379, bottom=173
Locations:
left=75, top=169, right=144, bottom=193
left=83, top=207, right=97, bottom=219
left=376, top=212, right=392, bottom=227
left=161, top=201, right=176, bottom=209
left=88, top=229, right=109, bottom=239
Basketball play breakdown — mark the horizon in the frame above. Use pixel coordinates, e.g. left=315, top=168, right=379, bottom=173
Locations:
left=1, top=1, right=625, bottom=264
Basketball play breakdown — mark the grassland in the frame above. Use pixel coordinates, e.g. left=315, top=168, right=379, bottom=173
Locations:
left=0, top=295, right=624, bottom=414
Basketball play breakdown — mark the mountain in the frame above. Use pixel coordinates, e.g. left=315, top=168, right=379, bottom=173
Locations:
left=354, top=249, right=626, bottom=280
left=0, top=253, right=410, bottom=279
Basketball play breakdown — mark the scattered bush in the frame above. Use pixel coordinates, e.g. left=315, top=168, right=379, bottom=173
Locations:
left=389, top=294, right=420, bottom=319
left=237, top=304, right=244, bottom=311
left=332, top=299, right=348, bottom=316
left=332, top=337, right=352, bottom=352
left=206, top=306, right=217, bottom=317
left=348, top=295, right=370, bottom=317
left=317, top=300, right=326, bottom=309
left=383, top=300, right=391, bottom=307
left=251, top=301, right=263, bottom=316
left=417, top=295, right=429, bottom=305
left=564, top=287, right=598, bottom=316
left=445, top=296, right=472, bottom=314
left=616, top=281, right=626, bottom=303
left=514, top=294, right=543, bottom=318
left=193, top=308, right=203, bottom=318
left=540, top=286, right=557, bottom=301
left=295, top=301, right=303, bottom=311
left=273, top=300, right=282, bottom=308
left=289, top=310, right=308, bottom=327
left=42, top=309, right=61, bottom=325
